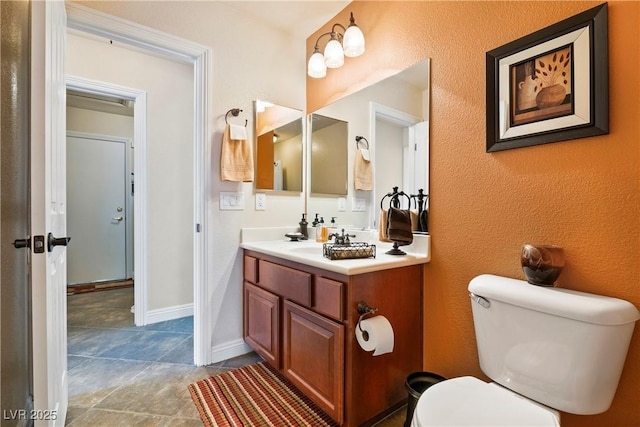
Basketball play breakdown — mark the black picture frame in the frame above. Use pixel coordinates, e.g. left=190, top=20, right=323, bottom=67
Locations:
left=486, top=3, right=608, bottom=152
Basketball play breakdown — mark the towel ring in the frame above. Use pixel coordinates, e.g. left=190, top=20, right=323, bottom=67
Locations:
left=380, top=186, right=399, bottom=210
left=390, top=191, right=410, bottom=209
left=410, top=189, right=429, bottom=210
left=380, top=187, right=410, bottom=210
left=355, top=135, right=369, bottom=150
left=225, top=108, right=247, bottom=127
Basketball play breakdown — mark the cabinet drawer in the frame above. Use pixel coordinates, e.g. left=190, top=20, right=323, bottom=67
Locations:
left=313, top=277, right=345, bottom=321
left=244, top=255, right=258, bottom=284
left=259, top=260, right=311, bottom=307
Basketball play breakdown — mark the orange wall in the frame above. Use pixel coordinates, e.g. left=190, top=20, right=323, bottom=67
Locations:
left=308, top=2, right=640, bottom=425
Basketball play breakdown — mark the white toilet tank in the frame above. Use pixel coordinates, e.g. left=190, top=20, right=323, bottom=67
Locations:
left=468, top=274, right=639, bottom=415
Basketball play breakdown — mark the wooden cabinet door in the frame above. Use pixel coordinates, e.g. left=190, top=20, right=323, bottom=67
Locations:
left=283, top=300, right=344, bottom=424
left=244, top=282, right=280, bottom=367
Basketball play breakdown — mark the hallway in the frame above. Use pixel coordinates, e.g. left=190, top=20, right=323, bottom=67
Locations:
left=65, top=287, right=261, bottom=426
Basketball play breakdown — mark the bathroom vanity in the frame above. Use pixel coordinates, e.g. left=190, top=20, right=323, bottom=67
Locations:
left=241, top=230, right=429, bottom=426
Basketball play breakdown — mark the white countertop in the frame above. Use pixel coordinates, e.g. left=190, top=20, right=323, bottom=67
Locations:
left=240, top=227, right=430, bottom=275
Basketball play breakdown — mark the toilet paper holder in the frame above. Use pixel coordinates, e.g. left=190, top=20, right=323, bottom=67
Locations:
left=357, top=301, right=378, bottom=341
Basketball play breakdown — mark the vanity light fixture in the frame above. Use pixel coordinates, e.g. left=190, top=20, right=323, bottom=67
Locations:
left=307, top=12, right=365, bottom=79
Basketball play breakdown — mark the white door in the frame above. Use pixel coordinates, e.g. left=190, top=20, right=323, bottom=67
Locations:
left=31, top=1, right=68, bottom=425
left=67, top=133, right=128, bottom=285
left=404, top=121, right=430, bottom=195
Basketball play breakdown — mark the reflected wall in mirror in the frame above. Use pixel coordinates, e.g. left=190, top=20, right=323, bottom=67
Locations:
left=255, top=100, right=303, bottom=192
left=309, top=114, right=348, bottom=195
left=307, top=59, right=430, bottom=230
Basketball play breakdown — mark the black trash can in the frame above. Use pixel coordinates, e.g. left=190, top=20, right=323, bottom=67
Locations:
left=404, top=372, right=446, bottom=427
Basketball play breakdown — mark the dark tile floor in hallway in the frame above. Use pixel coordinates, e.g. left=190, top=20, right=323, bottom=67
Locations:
left=66, top=287, right=405, bottom=426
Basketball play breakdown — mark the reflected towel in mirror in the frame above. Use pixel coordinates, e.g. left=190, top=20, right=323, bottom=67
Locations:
left=378, top=209, right=391, bottom=242
left=354, top=148, right=373, bottom=191
left=410, top=210, right=419, bottom=231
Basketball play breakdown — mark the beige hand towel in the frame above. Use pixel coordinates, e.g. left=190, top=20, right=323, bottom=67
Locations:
left=378, top=209, right=391, bottom=242
left=221, top=124, right=254, bottom=182
left=354, top=148, right=373, bottom=191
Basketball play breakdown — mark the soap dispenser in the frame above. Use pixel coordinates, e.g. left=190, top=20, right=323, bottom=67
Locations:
left=330, top=217, right=337, bottom=231
left=299, top=213, right=308, bottom=239
left=316, top=217, right=327, bottom=243
left=312, top=213, right=320, bottom=227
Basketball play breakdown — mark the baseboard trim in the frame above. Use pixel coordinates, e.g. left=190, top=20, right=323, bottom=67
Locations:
left=146, top=303, right=193, bottom=324
left=67, top=279, right=133, bottom=295
left=210, top=339, right=252, bottom=364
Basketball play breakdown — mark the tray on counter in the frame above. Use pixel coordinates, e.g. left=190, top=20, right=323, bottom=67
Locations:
left=323, top=242, right=376, bottom=260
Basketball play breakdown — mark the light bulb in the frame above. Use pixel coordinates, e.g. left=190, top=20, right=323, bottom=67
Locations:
left=307, top=51, right=327, bottom=78
left=343, top=25, right=365, bottom=57
left=324, top=37, right=344, bottom=68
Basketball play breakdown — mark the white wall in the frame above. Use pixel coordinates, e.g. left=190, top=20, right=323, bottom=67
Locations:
left=66, top=32, right=195, bottom=311
left=67, top=106, right=133, bottom=138
left=70, top=1, right=308, bottom=357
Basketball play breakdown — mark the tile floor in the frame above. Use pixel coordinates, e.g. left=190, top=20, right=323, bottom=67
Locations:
left=66, top=287, right=405, bottom=426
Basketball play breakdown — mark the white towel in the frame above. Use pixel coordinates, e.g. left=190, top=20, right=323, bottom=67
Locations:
left=229, top=123, right=247, bottom=140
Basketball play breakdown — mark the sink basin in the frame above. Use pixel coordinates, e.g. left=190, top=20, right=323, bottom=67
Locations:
left=288, top=245, right=323, bottom=256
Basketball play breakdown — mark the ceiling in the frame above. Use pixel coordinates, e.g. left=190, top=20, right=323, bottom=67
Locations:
left=220, top=1, right=351, bottom=39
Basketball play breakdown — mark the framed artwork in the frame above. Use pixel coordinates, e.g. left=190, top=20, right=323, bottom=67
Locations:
left=486, top=3, right=608, bottom=152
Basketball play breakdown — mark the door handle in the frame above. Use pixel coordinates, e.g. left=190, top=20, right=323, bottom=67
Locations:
left=13, top=238, right=30, bottom=249
left=112, top=216, right=124, bottom=222
left=47, top=233, right=71, bottom=252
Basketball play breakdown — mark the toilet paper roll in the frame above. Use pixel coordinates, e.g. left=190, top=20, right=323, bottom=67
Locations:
left=355, top=315, right=394, bottom=356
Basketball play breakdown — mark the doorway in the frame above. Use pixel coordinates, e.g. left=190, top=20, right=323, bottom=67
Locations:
left=66, top=90, right=134, bottom=289
left=63, top=0, right=212, bottom=364
left=370, top=103, right=427, bottom=227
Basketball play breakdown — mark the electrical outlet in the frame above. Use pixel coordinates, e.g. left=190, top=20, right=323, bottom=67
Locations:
left=338, top=197, right=347, bottom=212
left=255, top=193, right=266, bottom=210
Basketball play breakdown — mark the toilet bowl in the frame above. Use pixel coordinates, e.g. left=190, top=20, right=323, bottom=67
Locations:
left=411, top=274, right=639, bottom=426
left=411, top=376, right=559, bottom=426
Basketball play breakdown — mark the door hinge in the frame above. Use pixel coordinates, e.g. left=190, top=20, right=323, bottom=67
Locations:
left=196, top=223, right=201, bottom=233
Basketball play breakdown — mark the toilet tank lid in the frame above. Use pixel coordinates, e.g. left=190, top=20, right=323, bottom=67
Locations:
left=469, top=274, right=640, bottom=326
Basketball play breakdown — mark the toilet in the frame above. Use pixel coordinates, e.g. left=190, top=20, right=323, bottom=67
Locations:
left=412, top=274, right=640, bottom=426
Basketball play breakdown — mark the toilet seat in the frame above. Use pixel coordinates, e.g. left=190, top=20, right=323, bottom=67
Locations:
left=411, top=376, right=560, bottom=426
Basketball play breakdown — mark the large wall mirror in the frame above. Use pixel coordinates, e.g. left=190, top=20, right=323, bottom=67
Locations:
left=309, top=114, right=348, bottom=195
left=255, top=100, right=303, bottom=192
left=306, top=59, right=431, bottom=230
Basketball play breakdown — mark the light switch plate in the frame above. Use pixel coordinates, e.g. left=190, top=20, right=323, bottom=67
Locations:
left=352, top=197, right=366, bottom=212
left=255, top=193, right=266, bottom=210
left=219, top=192, right=244, bottom=210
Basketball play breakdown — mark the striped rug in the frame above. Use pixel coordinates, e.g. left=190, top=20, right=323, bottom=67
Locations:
left=188, top=362, right=339, bottom=427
